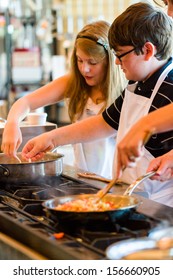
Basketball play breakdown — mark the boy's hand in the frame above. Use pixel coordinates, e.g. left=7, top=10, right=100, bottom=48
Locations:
left=21, top=132, right=55, bottom=161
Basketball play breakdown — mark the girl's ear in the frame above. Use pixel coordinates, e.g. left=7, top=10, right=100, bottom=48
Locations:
left=143, top=42, right=156, bottom=60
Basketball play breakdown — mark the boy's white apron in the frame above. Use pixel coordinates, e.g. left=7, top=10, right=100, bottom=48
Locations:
left=113, top=63, right=173, bottom=206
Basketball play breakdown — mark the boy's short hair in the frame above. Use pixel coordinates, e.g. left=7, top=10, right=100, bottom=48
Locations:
left=108, top=2, right=173, bottom=60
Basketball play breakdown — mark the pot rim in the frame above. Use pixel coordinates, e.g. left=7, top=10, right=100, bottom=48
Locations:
left=0, top=152, right=64, bottom=165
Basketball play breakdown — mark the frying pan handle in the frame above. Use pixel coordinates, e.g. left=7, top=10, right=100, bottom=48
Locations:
left=124, top=171, right=156, bottom=196
left=0, top=165, right=10, bottom=176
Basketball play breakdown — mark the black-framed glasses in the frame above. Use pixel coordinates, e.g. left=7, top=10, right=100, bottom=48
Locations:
left=112, top=48, right=136, bottom=62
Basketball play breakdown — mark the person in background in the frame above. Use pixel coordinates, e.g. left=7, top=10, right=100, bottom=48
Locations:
left=9, top=3, right=173, bottom=206
left=116, top=0, right=173, bottom=182
left=1, top=20, right=126, bottom=179
left=154, top=0, right=173, bottom=17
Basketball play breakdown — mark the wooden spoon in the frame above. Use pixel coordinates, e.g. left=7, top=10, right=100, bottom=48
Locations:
left=95, top=130, right=153, bottom=202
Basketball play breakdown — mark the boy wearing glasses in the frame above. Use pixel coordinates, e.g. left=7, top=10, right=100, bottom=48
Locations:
left=21, top=3, right=173, bottom=206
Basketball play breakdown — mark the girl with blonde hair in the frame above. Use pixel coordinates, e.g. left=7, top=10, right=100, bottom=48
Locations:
left=2, top=20, right=126, bottom=178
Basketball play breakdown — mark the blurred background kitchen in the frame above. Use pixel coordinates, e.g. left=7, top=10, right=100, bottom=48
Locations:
left=0, top=0, right=159, bottom=122
left=0, top=0, right=163, bottom=161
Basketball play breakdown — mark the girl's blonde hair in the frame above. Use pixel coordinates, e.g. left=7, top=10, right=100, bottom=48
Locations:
left=64, top=20, right=126, bottom=122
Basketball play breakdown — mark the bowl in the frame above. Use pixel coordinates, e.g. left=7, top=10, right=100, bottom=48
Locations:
left=26, top=112, right=47, bottom=125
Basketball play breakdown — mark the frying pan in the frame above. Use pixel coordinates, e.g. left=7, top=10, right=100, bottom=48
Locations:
left=42, top=172, right=155, bottom=229
left=0, top=152, right=64, bottom=182
left=42, top=193, right=140, bottom=229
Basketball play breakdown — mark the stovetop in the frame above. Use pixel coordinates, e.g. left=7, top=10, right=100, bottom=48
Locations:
left=0, top=166, right=173, bottom=260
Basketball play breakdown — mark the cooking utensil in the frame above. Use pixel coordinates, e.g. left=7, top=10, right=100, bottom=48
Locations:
left=95, top=171, right=155, bottom=203
left=0, top=152, right=64, bottom=182
left=95, top=176, right=121, bottom=202
left=77, top=172, right=111, bottom=183
left=94, top=130, right=153, bottom=202
left=77, top=172, right=127, bottom=185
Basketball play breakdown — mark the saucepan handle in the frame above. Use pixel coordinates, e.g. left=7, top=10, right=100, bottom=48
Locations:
left=0, top=165, right=10, bottom=176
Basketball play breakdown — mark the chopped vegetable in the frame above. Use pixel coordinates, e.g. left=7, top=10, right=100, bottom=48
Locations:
left=55, top=197, right=118, bottom=212
left=53, top=232, right=65, bottom=239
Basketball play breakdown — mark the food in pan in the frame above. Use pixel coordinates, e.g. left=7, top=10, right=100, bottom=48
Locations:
left=55, top=197, right=122, bottom=212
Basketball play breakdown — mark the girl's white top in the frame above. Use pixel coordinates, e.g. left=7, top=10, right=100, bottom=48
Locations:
left=72, top=97, right=116, bottom=178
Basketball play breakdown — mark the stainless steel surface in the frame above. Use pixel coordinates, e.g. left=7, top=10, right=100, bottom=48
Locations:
left=0, top=152, right=64, bottom=180
left=106, top=237, right=156, bottom=260
left=106, top=231, right=173, bottom=260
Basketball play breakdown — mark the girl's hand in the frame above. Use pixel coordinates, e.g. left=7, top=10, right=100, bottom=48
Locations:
left=1, top=122, right=22, bottom=156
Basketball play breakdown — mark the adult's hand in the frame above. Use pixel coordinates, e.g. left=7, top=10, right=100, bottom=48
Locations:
left=147, top=150, right=173, bottom=181
left=116, top=124, right=148, bottom=178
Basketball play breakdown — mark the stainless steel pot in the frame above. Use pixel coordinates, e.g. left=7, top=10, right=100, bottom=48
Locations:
left=0, top=152, right=64, bottom=182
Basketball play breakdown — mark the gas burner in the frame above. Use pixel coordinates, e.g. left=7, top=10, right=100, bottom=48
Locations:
left=1, top=175, right=70, bottom=192
left=57, top=211, right=160, bottom=245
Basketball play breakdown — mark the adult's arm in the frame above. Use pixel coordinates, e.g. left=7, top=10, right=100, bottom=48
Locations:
left=147, top=149, right=173, bottom=181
